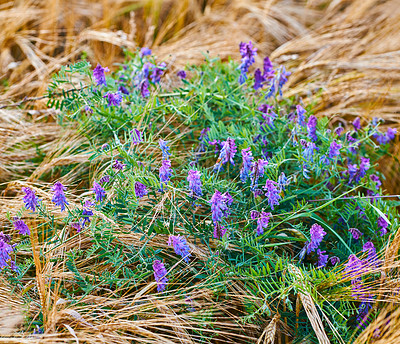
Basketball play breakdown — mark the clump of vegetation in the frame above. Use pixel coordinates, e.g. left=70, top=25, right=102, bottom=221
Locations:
left=2, top=44, right=399, bottom=343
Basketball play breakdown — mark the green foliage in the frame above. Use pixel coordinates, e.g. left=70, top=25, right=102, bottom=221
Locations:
left=3, top=47, right=399, bottom=342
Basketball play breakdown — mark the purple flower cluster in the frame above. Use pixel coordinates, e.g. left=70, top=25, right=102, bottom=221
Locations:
left=104, top=91, right=123, bottom=107
left=238, top=41, right=257, bottom=84
left=378, top=216, right=389, bottom=236
left=168, top=235, right=191, bottom=263
left=344, top=254, right=365, bottom=299
left=251, top=211, right=271, bottom=236
left=159, top=159, right=173, bottom=190
left=93, top=64, right=109, bottom=87
left=307, top=116, right=318, bottom=141
left=51, top=182, right=68, bottom=212
left=329, top=141, right=342, bottom=159
left=263, top=179, right=281, bottom=210
left=100, top=175, right=110, bottom=184
left=240, top=148, right=253, bottom=183
left=296, top=105, right=306, bottom=127
left=177, top=70, right=187, bottom=79
left=374, top=127, right=396, bottom=144
left=159, top=139, right=171, bottom=159
left=210, top=190, right=232, bottom=225
left=135, top=182, right=148, bottom=198
left=92, top=181, right=106, bottom=202
left=131, top=129, right=143, bottom=145
left=0, top=233, right=14, bottom=270
left=13, top=218, right=30, bottom=235
left=349, top=227, right=363, bottom=240
left=307, top=224, right=326, bottom=254
left=153, top=260, right=168, bottom=292
left=187, top=170, right=202, bottom=197
left=253, top=57, right=275, bottom=90
left=213, top=223, right=228, bottom=239
left=213, top=137, right=237, bottom=172
left=140, top=47, right=152, bottom=57
left=82, top=200, right=94, bottom=227
left=22, top=187, right=39, bottom=212
left=317, top=249, right=329, bottom=268
left=250, top=159, right=268, bottom=191
left=113, top=159, right=125, bottom=171
left=259, top=104, right=277, bottom=128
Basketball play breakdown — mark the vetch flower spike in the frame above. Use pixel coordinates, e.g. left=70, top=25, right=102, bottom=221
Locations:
left=168, top=235, right=191, bottom=263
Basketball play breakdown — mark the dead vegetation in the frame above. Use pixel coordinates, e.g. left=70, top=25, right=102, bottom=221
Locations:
left=2, top=0, right=400, bottom=342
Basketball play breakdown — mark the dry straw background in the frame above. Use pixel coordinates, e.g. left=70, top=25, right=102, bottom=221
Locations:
left=1, top=0, right=400, bottom=342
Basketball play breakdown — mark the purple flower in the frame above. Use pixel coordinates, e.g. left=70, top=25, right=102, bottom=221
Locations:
left=353, top=117, right=361, bottom=131
left=118, top=85, right=129, bottom=95
left=250, top=159, right=268, bottom=191
left=307, top=224, right=326, bottom=254
left=277, top=66, right=290, bottom=95
left=153, top=260, right=168, bottom=292
left=214, top=138, right=237, bottom=171
left=363, top=241, right=377, bottom=261
left=168, top=235, right=191, bottom=263
left=238, top=41, right=257, bottom=84
left=347, top=163, right=358, bottom=182
left=93, top=64, right=109, bottom=87
left=177, top=70, right=186, bottom=79
left=370, top=174, right=381, bottom=189
left=22, top=187, right=39, bottom=212
left=82, top=201, right=94, bottom=226
left=317, top=249, right=329, bottom=268
left=71, top=222, right=82, bottom=232
left=84, top=105, right=93, bottom=114
left=131, top=129, right=143, bottom=145
left=140, top=47, right=152, bottom=56
left=210, top=190, right=231, bottom=224
left=263, top=57, right=274, bottom=79
left=346, top=133, right=359, bottom=154
left=187, top=170, right=202, bottom=197
left=344, top=254, right=366, bottom=299
left=100, top=175, right=110, bottom=184
left=0, top=234, right=13, bottom=270
left=334, top=126, right=344, bottom=136
left=151, top=62, right=166, bottom=83
left=250, top=210, right=259, bottom=220
left=349, top=227, right=363, bottom=240
left=240, top=148, right=253, bottom=183
left=263, top=179, right=281, bottom=210
left=135, top=182, right=148, bottom=198
left=259, top=104, right=277, bottom=128
left=213, top=224, right=227, bottom=239
left=329, top=141, right=342, bottom=159
left=113, top=159, right=125, bottom=171
left=344, top=254, right=364, bottom=279
left=303, top=142, right=317, bottom=162
left=51, top=182, right=68, bottom=212
left=159, top=139, right=171, bottom=159
left=296, top=105, right=306, bottom=127
left=159, top=159, right=173, bottom=190
left=13, top=218, right=30, bottom=235
left=277, top=172, right=288, bottom=191
left=307, top=116, right=318, bottom=141
left=104, top=91, right=123, bottom=107
left=378, top=216, right=389, bottom=236
left=255, top=211, right=271, bottom=236
left=140, top=79, right=150, bottom=97
left=253, top=69, right=265, bottom=90
left=102, top=143, right=109, bottom=151
left=330, top=256, right=340, bottom=266
left=92, top=181, right=106, bottom=202
left=359, top=157, right=370, bottom=179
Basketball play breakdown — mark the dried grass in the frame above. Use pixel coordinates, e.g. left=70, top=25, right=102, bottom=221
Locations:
left=2, top=0, right=400, bottom=342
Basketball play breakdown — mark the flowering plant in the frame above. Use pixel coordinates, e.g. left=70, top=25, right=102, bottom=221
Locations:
left=2, top=43, right=399, bottom=343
